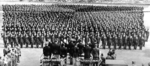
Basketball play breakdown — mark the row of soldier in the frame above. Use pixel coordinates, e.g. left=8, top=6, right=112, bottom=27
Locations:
left=1, top=30, right=148, bottom=49
left=2, top=4, right=143, bottom=11
left=2, top=5, right=149, bottom=49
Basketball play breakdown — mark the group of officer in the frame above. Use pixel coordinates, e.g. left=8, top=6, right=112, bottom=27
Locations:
left=2, top=4, right=149, bottom=50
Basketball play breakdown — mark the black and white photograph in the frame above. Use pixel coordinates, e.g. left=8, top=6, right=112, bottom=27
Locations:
left=0, top=0, right=150, bottom=66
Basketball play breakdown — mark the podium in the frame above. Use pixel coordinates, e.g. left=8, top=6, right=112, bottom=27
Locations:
left=80, top=60, right=101, bottom=66
left=105, top=60, right=128, bottom=66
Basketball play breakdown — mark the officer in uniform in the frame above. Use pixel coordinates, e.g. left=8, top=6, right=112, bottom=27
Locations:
left=128, top=33, right=132, bottom=50
left=84, top=44, right=91, bottom=60
left=36, top=32, right=40, bottom=48
left=25, top=32, right=30, bottom=48
left=133, top=33, right=138, bottom=50
left=139, top=32, right=144, bottom=50
left=41, top=32, right=44, bottom=48
left=108, top=32, right=112, bottom=49
left=123, top=33, right=127, bottom=49
left=2, top=32, right=7, bottom=48
left=60, top=43, right=67, bottom=58
left=101, top=32, right=107, bottom=49
left=31, top=32, right=34, bottom=48
left=118, top=33, right=122, bottom=49
left=91, top=44, right=99, bottom=60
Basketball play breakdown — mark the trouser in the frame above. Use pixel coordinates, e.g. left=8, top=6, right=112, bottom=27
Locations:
left=123, top=40, right=127, bottom=49
left=73, top=57, right=78, bottom=66
left=31, top=38, right=34, bottom=48
left=128, top=40, right=132, bottom=50
left=133, top=40, right=137, bottom=49
left=108, top=40, right=111, bottom=49
left=118, top=39, right=122, bottom=49
left=114, top=40, right=117, bottom=49
left=12, top=58, right=17, bottom=66
left=139, top=40, right=144, bottom=50
left=26, top=38, right=30, bottom=48
left=102, top=40, right=106, bottom=49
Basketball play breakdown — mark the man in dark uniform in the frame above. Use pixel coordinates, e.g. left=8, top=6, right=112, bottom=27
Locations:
left=123, top=33, right=127, bottom=49
left=133, top=33, right=138, bottom=50
left=128, top=33, right=133, bottom=50
left=60, top=43, right=67, bottom=58
left=91, top=44, right=99, bottom=60
left=84, top=44, right=92, bottom=60
left=43, top=43, right=50, bottom=59
left=139, top=32, right=144, bottom=50
left=41, top=32, right=45, bottom=48
left=77, top=40, right=84, bottom=57
left=51, top=40, right=60, bottom=59
left=101, top=32, right=107, bottom=49
left=106, top=32, right=110, bottom=49
left=118, top=33, right=123, bottom=49
left=31, top=32, right=34, bottom=48
left=112, top=33, right=117, bottom=49
left=2, top=32, right=7, bottom=48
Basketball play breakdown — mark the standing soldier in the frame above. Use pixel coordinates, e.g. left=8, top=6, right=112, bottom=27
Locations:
left=113, top=32, right=117, bottom=49
left=118, top=33, right=123, bottom=49
left=31, top=32, right=34, bottom=48
left=15, top=32, right=19, bottom=46
left=25, top=32, right=30, bottom=48
left=20, top=32, right=24, bottom=48
left=34, top=31, right=38, bottom=48
left=123, top=33, right=127, bottom=49
left=2, top=32, right=7, bottom=48
left=139, top=31, right=145, bottom=50
left=128, top=33, right=133, bottom=50
left=101, top=32, right=107, bottom=49
left=11, top=31, right=16, bottom=48
left=41, top=32, right=45, bottom=48
left=18, top=32, right=22, bottom=48
left=37, top=31, right=41, bottom=48
left=107, top=32, right=111, bottom=49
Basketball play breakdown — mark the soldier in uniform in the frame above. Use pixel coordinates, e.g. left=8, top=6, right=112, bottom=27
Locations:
left=108, top=32, right=112, bottom=49
left=139, top=32, right=144, bottom=50
left=112, top=32, right=117, bottom=49
left=101, top=32, right=107, bottom=49
left=118, top=33, right=122, bottom=49
left=60, top=42, right=67, bottom=58
left=2, top=32, right=7, bottom=48
left=11, top=31, right=16, bottom=48
left=133, top=32, right=138, bottom=50
left=128, top=33, right=133, bottom=50
left=31, top=32, right=34, bottom=48
left=25, top=32, right=30, bottom=48
left=123, top=33, right=127, bottom=49
left=84, top=44, right=91, bottom=60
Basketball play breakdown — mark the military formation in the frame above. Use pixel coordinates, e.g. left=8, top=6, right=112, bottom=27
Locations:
left=1, top=4, right=149, bottom=50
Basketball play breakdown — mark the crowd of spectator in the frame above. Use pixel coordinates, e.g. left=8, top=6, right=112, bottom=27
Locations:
left=0, top=44, right=21, bottom=66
